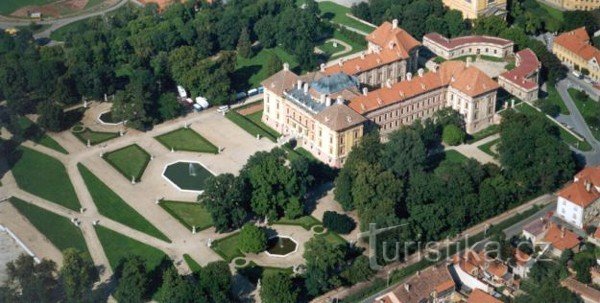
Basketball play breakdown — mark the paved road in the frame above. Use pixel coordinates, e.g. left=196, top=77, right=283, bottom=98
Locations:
left=556, top=79, right=600, bottom=165
left=0, top=0, right=131, bottom=39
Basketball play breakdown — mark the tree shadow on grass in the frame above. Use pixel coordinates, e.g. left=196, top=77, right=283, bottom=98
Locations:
left=232, top=65, right=262, bottom=92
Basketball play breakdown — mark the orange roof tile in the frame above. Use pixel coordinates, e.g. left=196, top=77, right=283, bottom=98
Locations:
left=594, top=227, right=600, bottom=239
left=557, top=180, right=600, bottom=208
left=348, top=61, right=498, bottom=115
left=575, top=166, right=600, bottom=186
left=543, top=223, right=580, bottom=251
left=424, top=33, right=513, bottom=50
left=467, top=289, right=502, bottom=303
left=499, top=49, right=540, bottom=91
left=555, top=27, right=600, bottom=62
left=561, top=277, right=600, bottom=302
left=324, top=48, right=408, bottom=75
left=487, top=261, right=508, bottom=278
left=514, top=249, right=531, bottom=266
left=366, top=21, right=421, bottom=53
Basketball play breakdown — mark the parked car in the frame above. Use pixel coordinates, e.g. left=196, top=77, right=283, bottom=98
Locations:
left=217, top=105, right=230, bottom=114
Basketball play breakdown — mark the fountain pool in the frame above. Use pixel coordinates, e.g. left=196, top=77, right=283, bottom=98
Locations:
left=265, top=236, right=298, bottom=257
left=162, top=161, right=214, bottom=193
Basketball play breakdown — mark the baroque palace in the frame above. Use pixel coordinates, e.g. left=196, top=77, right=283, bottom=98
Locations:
left=261, top=21, right=500, bottom=167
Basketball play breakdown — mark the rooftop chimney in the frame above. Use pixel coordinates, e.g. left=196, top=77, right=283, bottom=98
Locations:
left=362, top=87, right=368, bottom=96
left=320, top=94, right=326, bottom=104
left=392, top=19, right=399, bottom=29
left=297, top=80, right=302, bottom=90
left=466, top=57, right=472, bottom=67
left=360, top=52, right=365, bottom=60
left=386, top=79, right=392, bottom=88
left=326, top=96, right=332, bottom=106
left=404, top=283, right=410, bottom=292
left=585, top=180, right=592, bottom=192
left=338, top=60, right=343, bottom=67
left=418, top=68, right=424, bottom=77
left=406, top=72, right=412, bottom=81
left=283, top=62, right=290, bottom=71
left=336, top=95, right=344, bottom=104
left=303, top=82, right=309, bottom=94
left=320, top=63, right=325, bottom=72
left=432, top=64, right=438, bottom=73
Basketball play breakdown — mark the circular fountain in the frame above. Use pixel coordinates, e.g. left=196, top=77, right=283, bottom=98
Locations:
left=97, top=111, right=124, bottom=126
left=265, top=236, right=298, bottom=258
left=162, top=161, right=214, bottom=193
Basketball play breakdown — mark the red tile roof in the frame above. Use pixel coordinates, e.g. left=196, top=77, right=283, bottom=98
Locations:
left=499, top=49, right=540, bottom=91
left=424, top=33, right=513, bottom=50
left=561, top=277, right=600, bottom=302
left=575, top=166, right=600, bottom=186
left=366, top=21, right=421, bottom=53
left=554, top=27, right=600, bottom=62
left=324, top=48, right=409, bottom=75
left=543, top=223, right=580, bottom=251
left=467, top=289, right=503, bottom=303
left=557, top=180, right=600, bottom=208
left=348, top=60, right=498, bottom=114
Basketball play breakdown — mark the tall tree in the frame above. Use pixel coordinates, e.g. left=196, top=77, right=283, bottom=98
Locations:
left=236, top=27, right=252, bottom=58
left=113, top=256, right=148, bottom=303
left=2, top=254, right=58, bottom=303
left=260, top=273, right=298, bottom=303
left=199, top=173, right=249, bottom=232
left=59, top=249, right=98, bottom=303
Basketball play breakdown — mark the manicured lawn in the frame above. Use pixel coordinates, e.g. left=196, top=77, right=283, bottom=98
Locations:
left=319, top=41, right=345, bottom=56
left=159, top=200, right=214, bottom=232
left=78, top=164, right=170, bottom=242
left=183, top=254, right=202, bottom=272
left=0, top=0, right=56, bottom=15
left=316, top=231, right=347, bottom=245
left=516, top=103, right=592, bottom=151
left=244, top=110, right=281, bottom=139
left=226, top=110, right=279, bottom=142
left=544, top=85, right=570, bottom=115
left=95, top=225, right=167, bottom=271
left=539, top=2, right=564, bottom=21
left=274, top=216, right=321, bottom=230
left=15, top=117, right=68, bottom=154
left=72, top=126, right=119, bottom=146
left=11, top=147, right=80, bottom=210
left=233, top=47, right=299, bottom=91
left=155, top=128, right=218, bottom=154
left=568, top=88, right=600, bottom=141
left=466, top=125, right=499, bottom=143
left=238, top=261, right=293, bottom=284
left=478, top=139, right=499, bottom=156
left=443, top=150, right=470, bottom=164
left=103, top=144, right=151, bottom=182
left=312, top=1, right=376, bottom=34
left=332, top=29, right=367, bottom=56
left=10, top=198, right=88, bottom=254
left=211, top=232, right=243, bottom=262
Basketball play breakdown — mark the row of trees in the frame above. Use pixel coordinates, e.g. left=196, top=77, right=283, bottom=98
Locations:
left=334, top=109, right=576, bottom=263
left=200, top=148, right=314, bottom=232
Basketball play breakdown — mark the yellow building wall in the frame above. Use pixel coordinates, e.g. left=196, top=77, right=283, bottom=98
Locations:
left=442, top=0, right=507, bottom=19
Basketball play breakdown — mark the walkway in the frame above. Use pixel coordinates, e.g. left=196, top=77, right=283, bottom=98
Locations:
left=446, top=134, right=500, bottom=165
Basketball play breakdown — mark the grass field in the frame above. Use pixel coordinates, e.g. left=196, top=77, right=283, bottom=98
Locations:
left=183, top=254, right=202, bottom=272
left=103, top=144, right=151, bottom=182
left=211, top=232, right=243, bottom=262
left=516, top=103, right=592, bottom=151
left=568, top=88, right=600, bottom=141
left=155, top=128, right=218, bottom=154
left=95, top=225, right=167, bottom=271
left=316, top=231, right=347, bottom=245
left=10, top=198, right=88, bottom=254
left=478, top=139, right=499, bottom=156
left=309, top=1, right=376, bottom=34
left=466, top=125, right=499, bottom=144
left=238, top=261, right=293, bottom=284
left=78, top=164, right=170, bottom=242
left=233, top=47, right=299, bottom=91
left=72, top=127, right=119, bottom=146
left=0, top=0, right=55, bottom=15
left=225, top=110, right=280, bottom=142
left=274, top=216, right=321, bottom=230
left=319, top=41, right=345, bottom=56
left=11, top=147, right=80, bottom=210
left=14, top=117, right=68, bottom=154
left=544, top=85, right=570, bottom=115
left=538, top=2, right=564, bottom=21
left=159, top=201, right=214, bottom=232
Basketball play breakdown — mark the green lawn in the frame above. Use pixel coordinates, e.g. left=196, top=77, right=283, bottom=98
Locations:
left=237, top=261, right=293, bottom=284
left=539, top=2, right=564, bottom=21
left=225, top=110, right=280, bottom=142
left=310, top=1, right=376, bottom=34
left=516, top=103, right=592, bottom=151
left=466, top=125, right=499, bottom=144
left=316, top=231, right=347, bottom=246
left=183, top=254, right=202, bottom=272
left=159, top=201, right=214, bottom=232
left=78, top=164, right=170, bottom=242
left=95, top=225, right=167, bottom=271
left=11, top=147, right=80, bottom=210
left=14, top=117, right=68, bottom=154
left=72, top=127, right=119, bottom=146
left=10, top=198, right=88, bottom=254
left=0, top=0, right=56, bottom=15
left=103, top=144, right=151, bottom=182
left=319, top=41, right=345, bottom=56
left=568, top=88, right=600, bottom=141
left=478, top=139, right=499, bottom=156
left=233, top=47, right=299, bottom=91
left=155, top=128, right=218, bottom=154
left=274, top=216, right=321, bottom=230
left=545, top=85, right=570, bottom=115
left=211, top=232, right=243, bottom=262
left=332, top=29, right=367, bottom=56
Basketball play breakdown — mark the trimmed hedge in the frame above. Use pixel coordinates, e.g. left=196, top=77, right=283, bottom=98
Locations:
left=323, top=211, right=356, bottom=234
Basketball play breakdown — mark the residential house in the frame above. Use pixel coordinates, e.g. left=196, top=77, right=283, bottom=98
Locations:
left=374, top=264, right=456, bottom=303
left=542, top=222, right=582, bottom=257
left=560, top=277, right=600, bottom=303
left=466, top=289, right=503, bottom=303
left=553, top=27, right=600, bottom=82
left=556, top=166, right=600, bottom=229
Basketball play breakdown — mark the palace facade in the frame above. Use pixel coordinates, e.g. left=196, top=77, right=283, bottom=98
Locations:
left=423, top=33, right=514, bottom=60
left=441, top=0, right=507, bottom=19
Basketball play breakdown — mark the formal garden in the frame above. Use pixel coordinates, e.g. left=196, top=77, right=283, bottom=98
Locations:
left=155, top=128, right=218, bottom=154
left=103, top=144, right=151, bottom=182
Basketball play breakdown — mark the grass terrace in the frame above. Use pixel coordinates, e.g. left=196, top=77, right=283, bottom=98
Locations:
left=78, top=164, right=170, bottom=242
left=233, top=47, right=299, bottom=91
left=478, top=139, right=499, bottom=156
left=274, top=215, right=321, bottom=231
left=211, top=232, right=243, bottom=262
left=72, top=124, right=119, bottom=146
left=544, top=85, right=570, bottom=115
left=225, top=109, right=280, bottom=142
left=568, top=88, right=600, bottom=141
left=238, top=261, right=294, bottom=284
left=11, top=147, right=80, bottom=210
left=10, top=198, right=88, bottom=254
left=155, top=128, right=218, bottom=154
left=183, top=254, right=202, bottom=272
left=319, top=41, right=345, bottom=56
left=103, top=144, right=151, bottom=182
left=466, top=125, right=499, bottom=143
left=316, top=231, right=347, bottom=246
left=309, top=0, right=376, bottom=34
left=14, top=117, right=68, bottom=154
left=95, top=225, right=167, bottom=271
left=159, top=200, right=214, bottom=232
